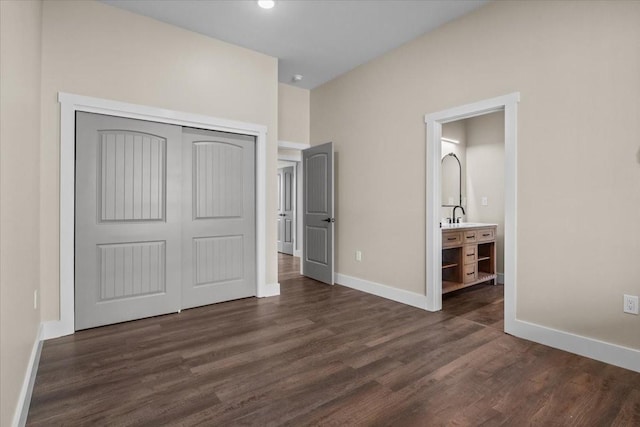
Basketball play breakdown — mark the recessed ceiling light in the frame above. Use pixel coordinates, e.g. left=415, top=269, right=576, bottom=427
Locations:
left=257, top=0, right=275, bottom=9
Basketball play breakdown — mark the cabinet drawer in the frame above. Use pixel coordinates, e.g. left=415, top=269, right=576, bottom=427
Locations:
left=442, top=231, right=462, bottom=247
left=463, top=245, right=477, bottom=264
left=464, top=264, right=477, bottom=283
left=477, top=228, right=495, bottom=242
left=464, top=230, right=478, bottom=243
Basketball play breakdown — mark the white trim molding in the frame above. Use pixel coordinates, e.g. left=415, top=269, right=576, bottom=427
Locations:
left=278, top=140, right=310, bottom=150
left=278, top=152, right=302, bottom=162
left=46, top=92, right=272, bottom=340
left=336, top=273, right=428, bottom=310
left=424, top=93, right=519, bottom=320
left=258, top=282, right=281, bottom=298
left=510, top=319, right=640, bottom=373
left=13, top=324, right=43, bottom=427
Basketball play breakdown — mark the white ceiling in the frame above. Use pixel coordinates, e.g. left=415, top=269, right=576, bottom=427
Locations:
left=101, top=0, right=488, bottom=90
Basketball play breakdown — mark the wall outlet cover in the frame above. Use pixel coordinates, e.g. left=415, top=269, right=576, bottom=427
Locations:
left=481, top=197, right=488, bottom=206
left=623, top=294, right=639, bottom=315
left=355, top=250, right=362, bottom=262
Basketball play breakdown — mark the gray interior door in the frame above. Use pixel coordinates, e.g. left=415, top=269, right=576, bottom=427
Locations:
left=277, top=166, right=294, bottom=255
left=75, top=112, right=183, bottom=330
left=181, top=128, right=256, bottom=309
left=302, top=142, right=334, bottom=284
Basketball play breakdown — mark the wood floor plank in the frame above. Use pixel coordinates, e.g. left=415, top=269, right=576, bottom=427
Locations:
left=26, top=254, right=640, bottom=425
left=611, top=388, right=640, bottom=426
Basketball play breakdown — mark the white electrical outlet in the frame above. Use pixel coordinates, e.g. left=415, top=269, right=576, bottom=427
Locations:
left=623, top=294, right=639, bottom=315
left=355, top=250, right=362, bottom=262
left=34, top=290, right=38, bottom=310
left=481, top=197, right=488, bottom=206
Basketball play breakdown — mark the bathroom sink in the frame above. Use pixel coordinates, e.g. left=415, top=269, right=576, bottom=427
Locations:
left=441, top=222, right=497, bottom=230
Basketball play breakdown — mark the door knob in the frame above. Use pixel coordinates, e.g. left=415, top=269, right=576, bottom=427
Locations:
left=322, top=217, right=335, bottom=223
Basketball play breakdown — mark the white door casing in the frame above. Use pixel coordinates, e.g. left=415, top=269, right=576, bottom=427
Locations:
left=424, top=93, right=519, bottom=333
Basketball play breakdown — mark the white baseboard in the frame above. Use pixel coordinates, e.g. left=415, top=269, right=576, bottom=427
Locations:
left=507, top=318, right=640, bottom=373
left=13, top=323, right=43, bottom=427
left=43, top=319, right=73, bottom=340
left=258, top=282, right=280, bottom=298
left=294, top=249, right=302, bottom=257
left=335, top=273, right=428, bottom=310
left=497, top=273, right=504, bottom=284
left=43, top=281, right=283, bottom=339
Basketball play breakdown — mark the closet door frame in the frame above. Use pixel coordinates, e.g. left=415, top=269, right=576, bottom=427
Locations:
left=47, top=92, right=275, bottom=339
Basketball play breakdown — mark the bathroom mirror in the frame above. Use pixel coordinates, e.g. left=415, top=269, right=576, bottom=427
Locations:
left=441, top=152, right=462, bottom=207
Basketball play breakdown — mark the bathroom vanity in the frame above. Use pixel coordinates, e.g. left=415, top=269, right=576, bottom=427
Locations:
left=441, top=223, right=497, bottom=294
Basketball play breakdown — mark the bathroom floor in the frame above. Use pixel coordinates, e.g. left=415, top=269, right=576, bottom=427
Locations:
left=442, top=282, right=504, bottom=330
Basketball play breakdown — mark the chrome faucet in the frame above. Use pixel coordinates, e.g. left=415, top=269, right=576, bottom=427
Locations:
left=452, top=205, right=465, bottom=223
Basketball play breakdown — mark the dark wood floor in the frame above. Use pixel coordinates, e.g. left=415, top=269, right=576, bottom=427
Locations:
left=277, top=251, right=302, bottom=282
left=28, top=254, right=640, bottom=425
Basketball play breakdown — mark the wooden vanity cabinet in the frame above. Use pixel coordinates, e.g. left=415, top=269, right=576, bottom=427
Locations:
left=442, top=225, right=497, bottom=294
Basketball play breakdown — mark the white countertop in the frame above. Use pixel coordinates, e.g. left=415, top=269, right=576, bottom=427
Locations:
left=441, top=222, right=497, bottom=230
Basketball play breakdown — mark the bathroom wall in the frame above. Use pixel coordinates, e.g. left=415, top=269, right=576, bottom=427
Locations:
left=441, top=120, right=466, bottom=221
left=465, top=111, right=505, bottom=277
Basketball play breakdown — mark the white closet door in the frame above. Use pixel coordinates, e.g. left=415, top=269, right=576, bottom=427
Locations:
left=181, top=128, right=256, bottom=309
left=75, top=112, right=183, bottom=330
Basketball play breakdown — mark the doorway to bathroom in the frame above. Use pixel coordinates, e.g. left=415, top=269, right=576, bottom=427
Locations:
left=425, top=93, right=519, bottom=334
left=440, top=111, right=505, bottom=328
